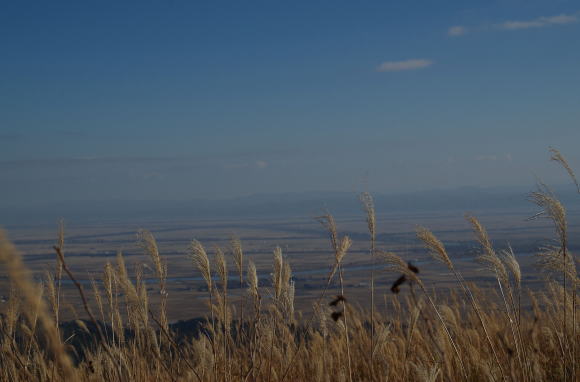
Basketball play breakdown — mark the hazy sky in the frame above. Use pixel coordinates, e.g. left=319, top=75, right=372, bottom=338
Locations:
left=1, top=1, right=579, bottom=205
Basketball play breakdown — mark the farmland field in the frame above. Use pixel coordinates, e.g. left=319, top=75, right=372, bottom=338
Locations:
left=3, top=207, right=578, bottom=321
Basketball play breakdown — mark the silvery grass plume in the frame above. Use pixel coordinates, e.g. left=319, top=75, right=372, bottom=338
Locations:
left=537, top=244, right=579, bottom=380
left=44, top=270, right=57, bottom=322
left=315, top=212, right=354, bottom=382
left=380, top=250, right=467, bottom=379
left=116, top=252, right=148, bottom=336
left=246, top=258, right=261, bottom=369
left=247, top=260, right=259, bottom=300
left=231, top=237, right=246, bottom=318
left=360, top=191, right=377, bottom=378
left=500, top=245, right=524, bottom=328
left=529, top=182, right=567, bottom=249
left=137, top=230, right=167, bottom=291
left=103, top=261, right=115, bottom=308
left=103, top=261, right=124, bottom=343
left=215, top=247, right=228, bottom=293
left=467, top=215, right=509, bottom=286
left=188, top=239, right=219, bottom=378
left=547, top=149, right=579, bottom=382
left=316, top=213, right=339, bottom=254
left=116, top=251, right=140, bottom=306
left=314, top=303, right=329, bottom=339
left=467, top=216, right=526, bottom=374
left=0, top=231, right=75, bottom=379
left=416, top=226, right=453, bottom=271
left=500, top=245, right=522, bottom=289
left=271, top=247, right=295, bottom=322
left=315, top=213, right=352, bottom=277
left=231, top=236, right=244, bottom=279
left=529, top=182, right=572, bottom=358
left=380, top=251, right=422, bottom=287
left=550, top=147, right=580, bottom=193
left=360, top=192, right=376, bottom=243
left=90, top=275, right=106, bottom=334
left=536, top=245, right=578, bottom=285
left=230, top=235, right=245, bottom=373
left=416, top=225, right=505, bottom=380
left=135, top=264, right=150, bottom=329
left=214, top=248, right=231, bottom=331
left=273, top=246, right=284, bottom=299
left=214, top=247, right=232, bottom=355
left=336, top=236, right=352, bottom=265
left=137, top=229, right=169, bottom=336
left=189, top=239, right=212, bottom=292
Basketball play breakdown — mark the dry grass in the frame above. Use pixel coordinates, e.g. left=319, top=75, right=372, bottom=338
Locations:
left=1, top=149, right=579, bottom=381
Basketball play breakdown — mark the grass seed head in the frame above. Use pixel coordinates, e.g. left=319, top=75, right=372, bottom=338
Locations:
left=549, top=147, right=580, bottom=193
left=416, top=227, right=453, bottom=270
left=189, top=239, right=212, bottom=292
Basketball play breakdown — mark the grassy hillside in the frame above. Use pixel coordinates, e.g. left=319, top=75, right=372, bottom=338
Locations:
left=0, top=149, right=578, bottom=381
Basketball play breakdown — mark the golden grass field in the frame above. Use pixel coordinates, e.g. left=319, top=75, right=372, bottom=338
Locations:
left=0, top=148, right=579, bottom=381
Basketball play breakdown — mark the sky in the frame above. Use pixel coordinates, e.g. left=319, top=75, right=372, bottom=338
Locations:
left=1, top=0, right=579, bottom=207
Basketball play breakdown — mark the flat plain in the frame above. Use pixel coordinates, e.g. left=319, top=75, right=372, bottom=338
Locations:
left=2, top=207, right=578, bottom=321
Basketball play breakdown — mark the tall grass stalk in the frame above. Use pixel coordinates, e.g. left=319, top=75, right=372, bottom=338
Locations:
left=230, top=236, right=245, bottom=381
left=360, top=191, right=376, bottom=378
left=189, top=239, right=217, bottom=381
left=416, top=226, right=506, bottom=380
left=381, top=250, right=468, bottom=380
left=529, top=182, right=570, bottom=379
left=549, top=147, right=579, bottom=381
left=467, top=215, right=528, bottom=380
left=0, top=231, right=75, bottom=379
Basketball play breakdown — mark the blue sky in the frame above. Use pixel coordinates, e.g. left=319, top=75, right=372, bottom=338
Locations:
left=1, top=0, right=579, bottom=205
